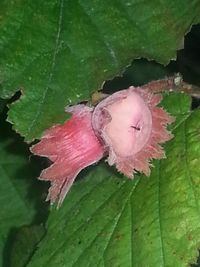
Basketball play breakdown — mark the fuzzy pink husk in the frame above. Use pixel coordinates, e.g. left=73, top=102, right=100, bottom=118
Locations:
left=31, top=105, right=105, bottom=206
left=92, top=87, right=174, bottom=177
left=31, top=86, right=174, bottom=206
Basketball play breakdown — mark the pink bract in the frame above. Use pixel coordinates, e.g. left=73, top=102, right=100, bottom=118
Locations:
left=31, top=105, right=105, bottom=206
left=31, top=86, right=174, bottom=206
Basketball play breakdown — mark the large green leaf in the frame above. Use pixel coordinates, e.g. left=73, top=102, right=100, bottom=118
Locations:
left=27, top=93, right=200, bottom=267
left=0, top=113, right=48, bottom=267
left=0, top=0, right=200, bottom=140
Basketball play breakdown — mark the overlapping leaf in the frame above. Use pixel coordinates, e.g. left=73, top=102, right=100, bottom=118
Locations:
left=9, top=225, right=45, bottom=267
left=0, top=115, right=47, bottom=266
left=0, top=0, right=200, bottom=140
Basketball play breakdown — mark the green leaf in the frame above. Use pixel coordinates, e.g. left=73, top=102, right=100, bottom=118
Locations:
left=27, top=93, right=200, bottom=267
left=0, top=113, right=48, bottom=267
left=9, top=225, right=45, bottom=267
left=0, top=0, right=200, bottom=140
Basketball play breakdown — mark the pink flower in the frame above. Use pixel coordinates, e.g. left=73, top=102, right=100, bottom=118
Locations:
left=31, top=86, right=174, bottom=205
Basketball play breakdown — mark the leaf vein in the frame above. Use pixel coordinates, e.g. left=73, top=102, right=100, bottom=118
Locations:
left=45, top=179, right=126, bottom=265
left=102, top=178, right=140, bottom=266
left=183, top=118, right=200, bottom=217
left=157, top=162, right=165, bottom=266
left=26, top=0, right=64, bottom=136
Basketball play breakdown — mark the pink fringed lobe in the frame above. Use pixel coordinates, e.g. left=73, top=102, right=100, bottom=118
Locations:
left=92, top=87, right=174, bottom=178
left=31, top=105, right=105, bottom=206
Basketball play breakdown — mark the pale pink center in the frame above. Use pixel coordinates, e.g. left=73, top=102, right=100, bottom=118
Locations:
left=104, top=92, right=152, bottom=157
